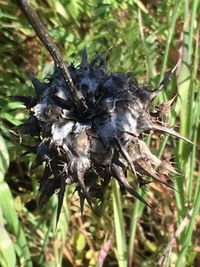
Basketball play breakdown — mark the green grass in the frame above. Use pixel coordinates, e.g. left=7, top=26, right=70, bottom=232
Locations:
left=0, top=0, right=199, bottom=266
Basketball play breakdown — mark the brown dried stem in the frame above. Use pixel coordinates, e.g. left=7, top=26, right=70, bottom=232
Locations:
left=13, top=0, right=81, bottom=108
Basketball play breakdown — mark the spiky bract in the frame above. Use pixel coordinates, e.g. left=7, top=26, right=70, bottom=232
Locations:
left=14, top=50, right=190, bottom=222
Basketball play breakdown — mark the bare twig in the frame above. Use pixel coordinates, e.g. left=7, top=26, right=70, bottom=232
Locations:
left=14, top=0, right=80, bottom=107
left=157, top=208, right=193, bottom=267
left=97, top=235, right=112, bottom=267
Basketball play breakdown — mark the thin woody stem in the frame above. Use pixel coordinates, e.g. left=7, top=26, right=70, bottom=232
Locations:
left=14, top=0, right=80, bottom=107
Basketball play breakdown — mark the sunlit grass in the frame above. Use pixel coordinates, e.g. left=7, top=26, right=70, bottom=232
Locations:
left=0, top=0, right=199, bottom=266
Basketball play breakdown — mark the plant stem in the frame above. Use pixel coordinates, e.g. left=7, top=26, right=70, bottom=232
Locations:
left=13, top=0, right=81, bottom=108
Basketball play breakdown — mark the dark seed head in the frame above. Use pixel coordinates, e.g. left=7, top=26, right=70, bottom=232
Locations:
left=15, top=50, right=191, bottom=222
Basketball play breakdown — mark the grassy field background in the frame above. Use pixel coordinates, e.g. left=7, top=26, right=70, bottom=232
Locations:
left=0, top=0, right=200, bottom=266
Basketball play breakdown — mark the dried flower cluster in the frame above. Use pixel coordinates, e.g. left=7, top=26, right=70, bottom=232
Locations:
left=14, top=50, right=191, bottom=221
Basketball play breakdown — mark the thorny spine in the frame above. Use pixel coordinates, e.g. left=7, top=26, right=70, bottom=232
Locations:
left=14, top=50, right=192, bottom=223
left=13, top=0, right=192, bottom=224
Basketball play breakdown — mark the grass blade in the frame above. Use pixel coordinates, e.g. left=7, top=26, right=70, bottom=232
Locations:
left=0, top=182, right=32, bottom=267
left=112, top=179, right=127, bottom=267
left=0, top=208, right=16, bottom=267
left=128, top=191, right=145, bottom=267
left=175, top=175, right=200, bottom=267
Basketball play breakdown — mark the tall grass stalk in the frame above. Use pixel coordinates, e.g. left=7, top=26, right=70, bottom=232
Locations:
left=112, top=179, right=127, bottom=267
left=0, top=1, right=199, bottom=266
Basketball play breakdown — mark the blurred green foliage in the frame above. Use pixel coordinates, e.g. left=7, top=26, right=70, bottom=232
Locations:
left=0, top=0, right=199, bottom=266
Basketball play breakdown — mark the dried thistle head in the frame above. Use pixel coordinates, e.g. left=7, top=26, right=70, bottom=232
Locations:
left=14, top=50, right=191, bottom=222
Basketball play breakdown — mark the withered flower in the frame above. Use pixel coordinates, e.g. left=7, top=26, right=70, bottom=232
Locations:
left=14, top=50, right=191, bottom=222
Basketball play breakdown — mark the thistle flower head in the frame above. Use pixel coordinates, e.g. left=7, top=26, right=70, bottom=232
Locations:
left=14, top=50, right=191, bottom=222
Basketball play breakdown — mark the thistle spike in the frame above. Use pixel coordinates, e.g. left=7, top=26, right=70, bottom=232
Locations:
left=80, top=48, right=88, bottom=68
left=151, top=124, right=193, bottom=144
left=30, top=72, right=48, bottom=97
left=112, top=163, right=151, bottom=208
left=56, top=176, right=66, bottom=227
left=14, top=49, right=191, bottom=221
left=149, top=60, right=181, bottom=100
left=76, top=168, right=93, bottom=211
